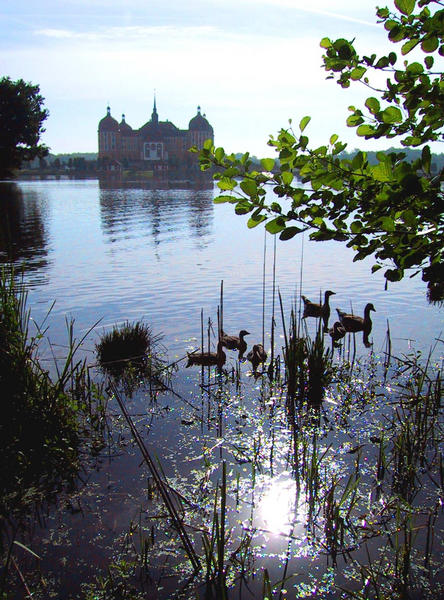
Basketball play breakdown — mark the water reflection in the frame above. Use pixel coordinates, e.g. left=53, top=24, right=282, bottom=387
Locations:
left=0, top=182, right=50, bottom=277
left=99, top=187, right=214, bottom=251
left=256, top=473, right=307, bottom=537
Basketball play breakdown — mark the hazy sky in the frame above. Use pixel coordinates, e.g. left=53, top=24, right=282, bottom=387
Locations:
left=2, top=1, right=400, bottom=156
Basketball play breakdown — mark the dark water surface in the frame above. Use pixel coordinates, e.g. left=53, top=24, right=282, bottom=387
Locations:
left=1, top=179, right=443, bottom=598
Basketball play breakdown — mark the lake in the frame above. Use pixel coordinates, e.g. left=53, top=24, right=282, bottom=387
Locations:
left=1, top=179, right=442, bottom=357
left=1, top=178, right=443, bottom=599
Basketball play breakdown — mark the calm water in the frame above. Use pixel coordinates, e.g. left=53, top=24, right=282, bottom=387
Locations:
left=1, top=179, right=442, bottom=358
left=1, top=179, right=443, bottom=598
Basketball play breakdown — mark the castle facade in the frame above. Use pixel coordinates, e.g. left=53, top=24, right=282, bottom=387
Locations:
left=98, top=100, right=214, bottom=173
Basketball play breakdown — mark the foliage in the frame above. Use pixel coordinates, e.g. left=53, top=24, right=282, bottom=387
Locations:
left=0, top=267, right=107, bottom=538
left=96, top=320, right=155, bottom=368
left=0, top=77, right=49, bottom=178
left=196, top=0, right=444, bottom=298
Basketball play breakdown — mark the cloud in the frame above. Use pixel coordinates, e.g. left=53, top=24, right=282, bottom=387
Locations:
left=35, top=24, right=218, bottom=42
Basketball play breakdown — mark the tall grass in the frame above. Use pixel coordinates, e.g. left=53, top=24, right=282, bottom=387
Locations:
left=0, top=266, right=107, bottom=590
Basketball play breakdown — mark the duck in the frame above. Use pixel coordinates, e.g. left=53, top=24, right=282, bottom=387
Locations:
left=220, top=329, right=250, bottom=359
left=186, top=340, right=226, bottom=369
left=336, top=303, right=376, bottom=346
left=328, top=321, right=347, bottom=346
left=301, top=290, right=335, bottom=328
left=247, top=343, right=267, bottom=373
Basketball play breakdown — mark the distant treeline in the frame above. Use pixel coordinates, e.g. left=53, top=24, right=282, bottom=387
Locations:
left=22, top=148, right=444, bottom=174
left=338, top=147, right=444, bottom=173
left=237, top=147, right=444, bottom=174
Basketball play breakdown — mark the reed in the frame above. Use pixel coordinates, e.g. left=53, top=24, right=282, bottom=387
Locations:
left=0, top=266, right=107, bottom=591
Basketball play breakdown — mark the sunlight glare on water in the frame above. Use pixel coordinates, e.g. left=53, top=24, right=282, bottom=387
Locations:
left=257, top=474, right=305, bottom=536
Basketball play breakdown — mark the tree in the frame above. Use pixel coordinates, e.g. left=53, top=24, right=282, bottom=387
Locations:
left=196, top=0, right=444, bottom=301
left=0, top=77, right=49, bottom=179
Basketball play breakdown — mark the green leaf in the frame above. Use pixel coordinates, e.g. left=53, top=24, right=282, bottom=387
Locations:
left=235, top=201, right=252, bottom=215
left=371, top=161, right=392, bottom=182
left=424, top=55, right=434, bottom=69
left=382, top=106, right=402, bottom=123
left=350, top=67, right=367, bottom=80
left=385, top=268, right=403, bottom=282
left=279, top=226, right=303, bottom=240
left=347, top=114, right=364, bottom=127
left=213, top=195, right=237, bottom=204
left=329, top=134, right=338, bottom=145
left=247, top=214, right=266, bottom=228
left=401, top=38, right=420, bottom=55
left=320, top=37, right=332, bottom=48
left=421, top=36, right=439, bottom=53
left=217, top=178, right=236, bottom=191
left=406, top=62, right=424, bottom=74
left=421, top=145, right=431, bottom=174
left=365, top=97, right=380, bottom=114
left=401, top=209, right=417, bottom=227
left=265, top=217, right=286, bottom=234
left=240, top=179, right=258, bottom=197
left=299, top=116, right=311, bottom=132
left=214, top=147, right=225, bottom=161
left=282, top=171, right=294, bottom=185
left=261, top=158, right=275, bottom=171
left=357, top=124, right=376, bottom=136
left=394, top=0, right=415, bottom=16
left=381, top=217, right=395, bottom=232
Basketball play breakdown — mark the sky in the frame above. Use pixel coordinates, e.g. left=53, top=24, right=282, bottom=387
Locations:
left=1, top=0, right=409, bottom=156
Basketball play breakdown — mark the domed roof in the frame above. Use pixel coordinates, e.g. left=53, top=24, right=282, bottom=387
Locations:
left=98, top=106, right=119, bottom=132
left=189, top=106, right=213, bottom=133
left=119, top=114, right=133, bottom=134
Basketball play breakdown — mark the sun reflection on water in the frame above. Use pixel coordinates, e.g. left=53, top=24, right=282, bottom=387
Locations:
left=257, top=474, right=306, bottom=537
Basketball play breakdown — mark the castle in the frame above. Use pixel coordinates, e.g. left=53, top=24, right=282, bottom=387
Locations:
left=97, top=99, right=214, bottom=173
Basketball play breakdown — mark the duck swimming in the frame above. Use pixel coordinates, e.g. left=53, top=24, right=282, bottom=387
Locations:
left=186, top=340, right=226, bottom=369
left=336, top=303, right=376, bottom=346
left=247, top=343, right=267, bottom=373
left=220, top=329, right=250, bottom=359
left=302, top=290, right=335, bottom=328
left=328, top=321, right=347, bottom=347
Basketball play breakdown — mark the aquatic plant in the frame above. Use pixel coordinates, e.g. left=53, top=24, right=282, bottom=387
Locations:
left=96, top=320, right=156, bottom=370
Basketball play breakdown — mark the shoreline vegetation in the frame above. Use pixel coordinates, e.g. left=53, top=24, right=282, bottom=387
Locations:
left=1, top=266, right=442, bottom=599
left=13, top=146, right=444, bottom=182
